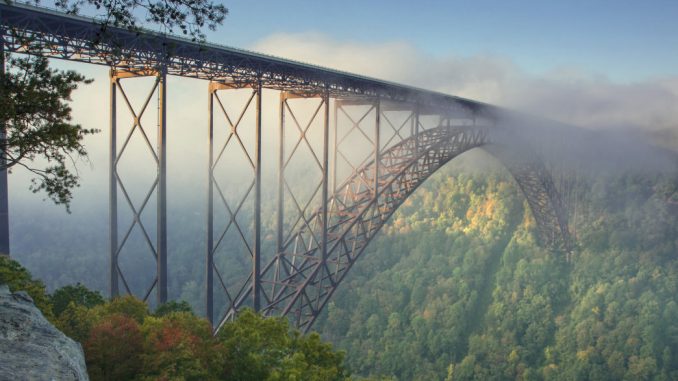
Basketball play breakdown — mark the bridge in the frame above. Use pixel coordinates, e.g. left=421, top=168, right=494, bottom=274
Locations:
left=0, top=2, right=571, bottom=332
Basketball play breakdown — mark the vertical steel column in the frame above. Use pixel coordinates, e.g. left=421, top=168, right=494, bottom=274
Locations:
left=252, top=81, right=262, bottom=311
left=414, top=104, right=420, bottom=158
left=156, top=71, right=167, bottom=305
left=205, top=85, right=215, bottom=324
left=109, top=70, right=119, bottom=297
left=332, top=101, right=338, bottom=194
left=374, top=99, right=380, bottom=200
left=0, top=35, right=9, bottom=256
left=271, top=90, right=288, bottom=303
left=321, top=91, right=330, bottom=260
left=276, top=92, right=285, bottom=270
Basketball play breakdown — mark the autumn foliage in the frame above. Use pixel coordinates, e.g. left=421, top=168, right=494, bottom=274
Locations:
left=0, top=256, right=352, bottom=380
left=85, top=314, right=144, bottom=381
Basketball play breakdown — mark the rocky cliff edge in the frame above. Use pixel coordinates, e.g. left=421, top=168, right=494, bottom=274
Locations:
left=0, top=284, right=89, bottom=381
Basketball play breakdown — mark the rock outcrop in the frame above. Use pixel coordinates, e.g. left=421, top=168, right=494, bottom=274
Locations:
left=0, top=284, right=89, bottom=380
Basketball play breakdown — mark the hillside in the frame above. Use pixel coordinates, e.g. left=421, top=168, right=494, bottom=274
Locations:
left=315, top=166, right=678, bottom=381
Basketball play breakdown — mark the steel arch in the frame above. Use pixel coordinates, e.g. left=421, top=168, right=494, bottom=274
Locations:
left=216, top=120, right=571, bottom=332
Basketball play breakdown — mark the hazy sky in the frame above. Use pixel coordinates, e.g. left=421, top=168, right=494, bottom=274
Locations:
left=212, top=0, right=678, bottom=82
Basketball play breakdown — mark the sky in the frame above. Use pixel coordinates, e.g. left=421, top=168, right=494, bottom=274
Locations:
left=211, top=0, right=678, bottom=83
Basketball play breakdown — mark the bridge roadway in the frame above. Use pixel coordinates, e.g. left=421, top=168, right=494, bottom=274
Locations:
left=0, top=2, right=571, bottom=331
left=0, top=2, right=492, bottom=110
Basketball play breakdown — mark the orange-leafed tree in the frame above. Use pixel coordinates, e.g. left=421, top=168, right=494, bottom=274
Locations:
left=140, top=312, right=226, bottom=380
left=84, top=314, right=144, bottom=381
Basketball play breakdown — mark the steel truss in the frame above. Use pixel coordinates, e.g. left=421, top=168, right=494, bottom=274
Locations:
left=205, top=81, right=263, bottom=325
left=0, top=3, right=573, bottom=331
left=109, top=69, right=167, bottom=305
left=485, top=143, right=572, bottom=252
left=0, top=2, right=489, bottom=111
left=254, top=100, right=492, bottom=331
left=210, top=96, right=569, bottom=332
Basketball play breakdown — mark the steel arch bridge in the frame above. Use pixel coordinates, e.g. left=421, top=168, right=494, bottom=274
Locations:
left=0, top=2, right=572, bottom=332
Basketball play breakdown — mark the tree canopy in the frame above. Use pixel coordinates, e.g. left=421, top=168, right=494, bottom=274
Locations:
left=0, top=256, right=368, bottom=380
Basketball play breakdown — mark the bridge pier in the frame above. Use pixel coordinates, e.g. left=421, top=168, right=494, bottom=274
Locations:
left=374, top=100, right=380, bottom=207
left=205, top=81, right=262, bottom=326
left=253, top=80, right=262, bottom=314
left=109, top=68, right=167, bottom=306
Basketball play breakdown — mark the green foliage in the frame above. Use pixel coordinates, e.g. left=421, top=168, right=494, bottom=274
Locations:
left=1, top=260, right=351, bottom=380
left=8, top=163, right=678, bottom=380
left=218, top=309, right=349, bottom=381
left=218, top=309, right=293, bottom=380
left=55, top=301, right=98, bottom=342
left=315, top=169, right=678, bottom=380
left=51, top=0, right=228, bottom=41
left=317, top=172, right=525, bottom=380
left=288, top=332, right=349, bottom=381
left=98, top=295, right=149, bottom=324
left=0, top=55, right=95, bottom=209
left=51, top=283, right=105, bottom=316
left=0, top=255, right=54, bottom=321
left=56, top=294, right=148, bottom=345
left=154, top=300, right=194, bottom=317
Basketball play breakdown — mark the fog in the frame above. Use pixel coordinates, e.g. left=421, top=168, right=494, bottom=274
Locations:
left=254, top=33, right=678, bottom=146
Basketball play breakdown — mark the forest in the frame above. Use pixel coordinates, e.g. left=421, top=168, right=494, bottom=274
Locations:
left=5, top=154, right=678, bottom=380
left=2, top=256, right=358, bottom=380
left=314, top=164, right=678, bottom=380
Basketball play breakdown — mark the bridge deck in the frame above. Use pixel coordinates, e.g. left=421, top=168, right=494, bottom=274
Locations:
left=0, top=2, right=498, bottom=114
